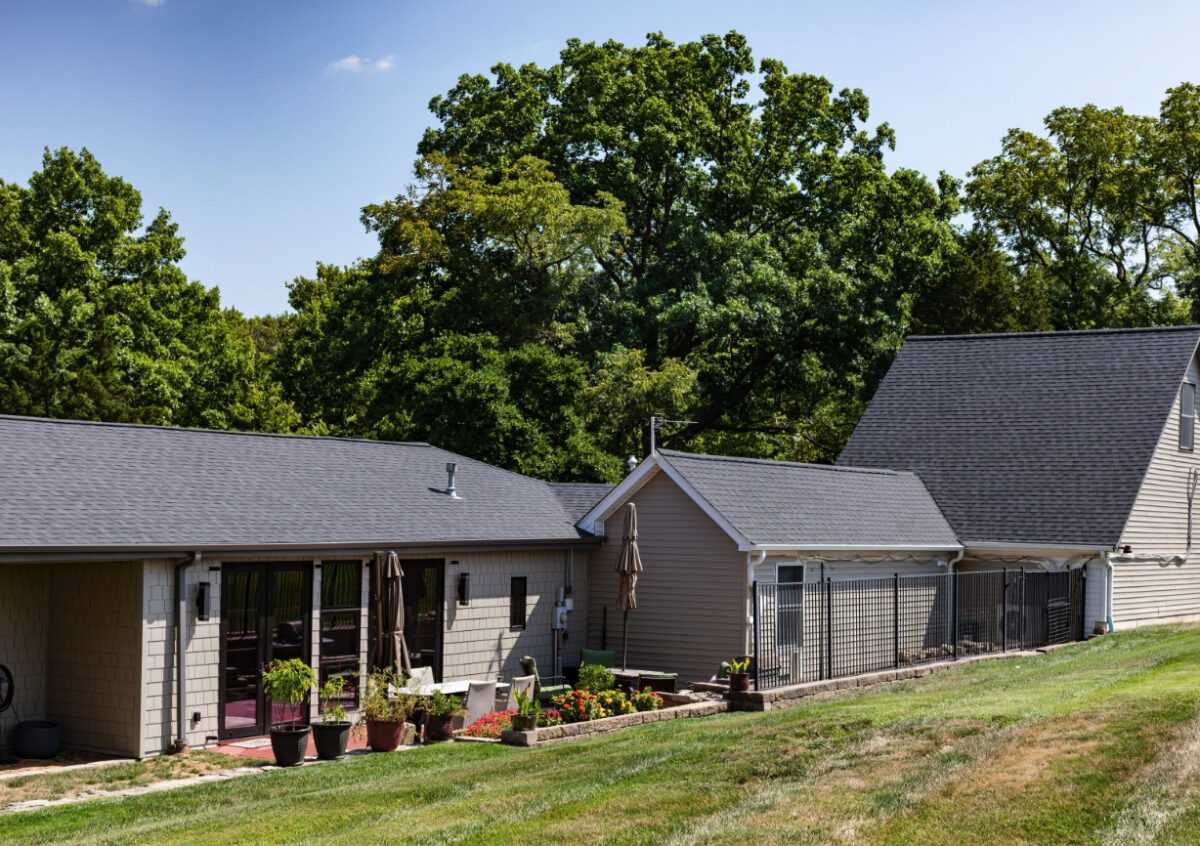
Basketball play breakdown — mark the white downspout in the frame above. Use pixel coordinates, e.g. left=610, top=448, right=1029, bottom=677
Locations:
left=1101, top=550, right=1116, bottom=633
left=173, top=551, right=201, bottom=753
left=745, top=549, right=767, bottom=656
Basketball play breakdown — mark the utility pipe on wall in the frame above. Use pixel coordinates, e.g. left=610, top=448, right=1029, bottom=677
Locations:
left=745, top=550, right=767, bottom=657
left=173, top=551, right=202, bottom=753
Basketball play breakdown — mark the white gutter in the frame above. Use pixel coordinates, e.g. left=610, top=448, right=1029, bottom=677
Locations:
left=743, top=543, right=963, bottom=553
left=1100, top=550, right=1116, bottom=633
left=745, top=550, right=767, bottom=658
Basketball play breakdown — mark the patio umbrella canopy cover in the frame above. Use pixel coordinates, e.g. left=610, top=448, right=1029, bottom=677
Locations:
left=614, top=502, right=643, bottom=671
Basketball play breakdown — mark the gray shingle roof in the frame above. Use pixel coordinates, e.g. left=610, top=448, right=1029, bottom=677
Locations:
left=658, top=449, right=959, bottom=548
left=838, top=326, right=1200, bottom=547
left=0, top=415, right=587, bottom=552
left=549, top=482, right=616, bottom=523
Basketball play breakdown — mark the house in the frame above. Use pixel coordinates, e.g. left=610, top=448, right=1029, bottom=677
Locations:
left=577, top=450, right=961, bottom=682
left=0, top=416, right=596, bottom=759
left=838, top=325, right=1200, bottom=634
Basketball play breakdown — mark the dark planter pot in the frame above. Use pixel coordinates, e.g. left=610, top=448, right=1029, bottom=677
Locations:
left=511, top=714, right=538, bottom=731
left=728, top=672, right=751, bottom=693
left=424, top=714, right=456, bottom=742
left=311, top=721, right=352, bottom=760
left=269, top=725, right=311, bottom=767
left=16, top=721, right=60, bottom=759
left=366, top=719, right=405, bottom=752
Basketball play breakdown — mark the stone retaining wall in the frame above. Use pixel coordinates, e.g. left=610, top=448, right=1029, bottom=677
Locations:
left=501, top=700, right=728, bottom=746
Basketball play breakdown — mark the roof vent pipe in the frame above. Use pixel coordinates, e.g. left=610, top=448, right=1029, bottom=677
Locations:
left=445, top=462, right=461, bottom=499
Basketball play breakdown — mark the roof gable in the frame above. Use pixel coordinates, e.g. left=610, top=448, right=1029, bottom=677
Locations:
left=0, top=415, right=584, bottom=552
left=581, top=450, right=960, bottom=551
left=838, top=326, right=1200, bottom=547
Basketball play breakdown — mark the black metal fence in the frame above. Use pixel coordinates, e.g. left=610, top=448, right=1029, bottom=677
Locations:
left=753, top=569, right=1085, bottom=690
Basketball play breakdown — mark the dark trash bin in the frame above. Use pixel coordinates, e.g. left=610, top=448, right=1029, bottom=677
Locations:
left=16, top=720, right=60, bottom=758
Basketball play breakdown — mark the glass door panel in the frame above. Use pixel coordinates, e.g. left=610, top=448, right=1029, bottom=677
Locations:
left=402, top=560, right=444, bottom=680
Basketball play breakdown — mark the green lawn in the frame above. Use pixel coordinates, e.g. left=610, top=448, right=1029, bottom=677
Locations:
left=6, top=625, right=1200, bottom=845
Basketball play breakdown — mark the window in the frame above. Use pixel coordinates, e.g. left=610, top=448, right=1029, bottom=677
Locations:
left=319, top=560, right=362, bottom=708
left=1182, top=383, right=1196, bottom=451
left=510, top=577, right=527, bottom=629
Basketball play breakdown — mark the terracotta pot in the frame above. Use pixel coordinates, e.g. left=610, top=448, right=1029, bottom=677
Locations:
left=312, top=721, right=352, bottom=760
left=424, top=714, right=456, bottom=742
left=729, top=672, right=751, bottom=693
left=269, top=726, right=311, bottom=767
left=366, top=719, right=406, bottom=752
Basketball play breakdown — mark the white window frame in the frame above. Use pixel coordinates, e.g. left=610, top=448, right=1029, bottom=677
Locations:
left=1182, top=382, right=1196, bottom=452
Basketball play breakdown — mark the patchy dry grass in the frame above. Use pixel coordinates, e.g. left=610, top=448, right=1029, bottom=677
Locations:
left=5, top=626, right=1200, bottom=844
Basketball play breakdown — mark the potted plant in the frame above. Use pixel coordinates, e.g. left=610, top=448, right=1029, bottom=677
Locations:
left=261, top=658, right=316, bottom=767
left=510, top=688, right=540, bottom=731
left=728, top=657, right=751, bottom=693
left=311, top=674, right=353, bottom=760
left=423, top=689, right=464, bottom=741
left=359, top=668, right=414, bottom=752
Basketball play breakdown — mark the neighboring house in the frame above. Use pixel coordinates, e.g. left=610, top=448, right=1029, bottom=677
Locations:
left=0, top=416, right=595, bottom=759
left=839, top=325, right=1200, bottom=635
left=576, top=450, right=961, bottom=682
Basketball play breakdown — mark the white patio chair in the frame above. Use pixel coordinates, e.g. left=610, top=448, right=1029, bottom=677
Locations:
left=462, top=680, right=497, bottom=730
left=505, top=675, right=535, bottom=711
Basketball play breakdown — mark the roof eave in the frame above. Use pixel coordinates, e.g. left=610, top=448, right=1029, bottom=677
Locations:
left=744, top=542, right=964, bottom=554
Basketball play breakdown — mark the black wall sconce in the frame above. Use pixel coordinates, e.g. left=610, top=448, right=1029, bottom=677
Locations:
left=196, top=581, right=210, bottom=621
left=457, top=572, right=470, bottom=606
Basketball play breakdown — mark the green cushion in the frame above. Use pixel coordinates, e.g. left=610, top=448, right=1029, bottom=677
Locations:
left=580, top=648, right=617, bottom=667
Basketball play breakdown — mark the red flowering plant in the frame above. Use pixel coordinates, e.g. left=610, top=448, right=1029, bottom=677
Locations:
left=462, top=709, right=516, bottom=739
left=539, top=708, right=564, bottom=727
left=552, top=689, right=601, bottom=723
left=630, top=688, right=664, bottom=712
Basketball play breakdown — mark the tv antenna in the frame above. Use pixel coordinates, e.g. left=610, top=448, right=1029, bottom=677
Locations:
left=649, top=415, right=696, bottom=455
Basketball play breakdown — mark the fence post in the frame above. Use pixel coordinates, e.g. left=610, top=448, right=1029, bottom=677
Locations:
left=825, top=577, right=833, bottom=681
left=894, top=572, right=901, bottom=669
left=1020, top=568, right=1026, bottom=651
left=752, top=581, right=760, bottom=691
left=1001, top=568, right=1007, bottom=653
left=952, top=570, right=959, bottom=660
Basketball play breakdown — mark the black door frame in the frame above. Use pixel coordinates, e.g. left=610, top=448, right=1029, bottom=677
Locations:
left=218, top=561, right=313, bottom=739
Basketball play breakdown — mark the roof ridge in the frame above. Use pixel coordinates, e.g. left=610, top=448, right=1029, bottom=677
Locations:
left=0, top=413, right=433, bottom=448
left=907, top=325, right=1200, bottom=342
left=659, top=449, right=902, bottom=477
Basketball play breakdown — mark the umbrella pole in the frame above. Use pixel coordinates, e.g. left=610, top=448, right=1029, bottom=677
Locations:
left=622, top=610, right=629, bottom=671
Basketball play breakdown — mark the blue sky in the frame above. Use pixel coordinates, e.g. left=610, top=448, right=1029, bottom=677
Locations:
left=3, top=0, right=1199, bottom=317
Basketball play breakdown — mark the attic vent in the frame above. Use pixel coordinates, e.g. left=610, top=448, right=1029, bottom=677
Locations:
left=445, top=462, right=462, bottom=499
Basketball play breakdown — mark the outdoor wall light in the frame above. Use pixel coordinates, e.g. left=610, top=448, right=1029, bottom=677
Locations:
left=458, top=572, right=470, bottom=606
left=196, top=581, right=210, bottom=621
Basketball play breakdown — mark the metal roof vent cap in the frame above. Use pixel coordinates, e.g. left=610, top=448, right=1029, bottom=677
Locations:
left=445, top=462, right=462, bottom=499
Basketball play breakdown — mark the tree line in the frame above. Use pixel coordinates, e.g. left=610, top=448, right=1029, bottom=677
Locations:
left=3, top=32, right=1199, bottom=480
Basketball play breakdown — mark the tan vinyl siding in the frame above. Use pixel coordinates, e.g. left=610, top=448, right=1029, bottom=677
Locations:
left=1112, top=557, right=1200, bottom=626
left=1113, top=355, right=1200, bottom=625
left=1120, top=356, right=1200, bottom=551
left=587, top=472, right=745, bottom=683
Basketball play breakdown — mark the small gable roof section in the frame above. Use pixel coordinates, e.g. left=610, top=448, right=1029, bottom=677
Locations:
left=0, top=415, right=585, bottom=553
left=838, top=326, right=1200, bottom=548
left=581, top=449, right=960, bottom=552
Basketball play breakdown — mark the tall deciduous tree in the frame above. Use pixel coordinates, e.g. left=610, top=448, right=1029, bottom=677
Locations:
left=0, top=147, right=297, bottom=430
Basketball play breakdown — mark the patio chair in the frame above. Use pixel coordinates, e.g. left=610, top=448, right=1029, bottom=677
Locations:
left=519, top=655, right=571, bottom=704
left=400, top=666, right=434, bottom=693
left=463, top=681, right=497, bottom=730
left=505, top=674, right=536, bottom=710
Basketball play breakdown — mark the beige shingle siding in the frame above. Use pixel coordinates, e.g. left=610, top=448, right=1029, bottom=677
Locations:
left=587, top=472, right=745, bottom=683
left=0, top=564, right=48, bottom=754
left=1111, top=558, right=1200, bottom=625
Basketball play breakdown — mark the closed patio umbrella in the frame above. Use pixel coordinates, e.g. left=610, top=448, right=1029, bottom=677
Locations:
left=382, top=551, right=412, bottom=675
left=614, top=502, right=643, bottom=671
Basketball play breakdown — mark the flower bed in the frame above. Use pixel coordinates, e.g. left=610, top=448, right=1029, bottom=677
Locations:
left=501, top=695, right=727, bottom=746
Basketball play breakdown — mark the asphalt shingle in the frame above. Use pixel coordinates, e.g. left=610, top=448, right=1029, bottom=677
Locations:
left=659, top=449, right=959, bottom=548
left=837, top=326, right=1200, bottom=546
left=0, top=416, right=586, bottom=551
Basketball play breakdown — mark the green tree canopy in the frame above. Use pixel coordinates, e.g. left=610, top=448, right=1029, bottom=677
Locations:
left=0, top=147, right=297, bottom=430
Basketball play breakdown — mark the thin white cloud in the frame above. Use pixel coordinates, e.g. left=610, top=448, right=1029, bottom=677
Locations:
left=326, top=54, right=395, bottom=75
left=132, top=0, right=166, bottom=7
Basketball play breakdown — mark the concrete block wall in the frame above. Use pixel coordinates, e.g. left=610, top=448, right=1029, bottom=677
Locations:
left=442, top=550, right=585, bottom=683
left=0, top=563, right=49, bottom=751
left=46, top=561, right=143, bottom=757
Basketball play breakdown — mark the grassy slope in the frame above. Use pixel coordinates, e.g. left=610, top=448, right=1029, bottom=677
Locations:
left=5, top=625, right=1200, bottom=845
